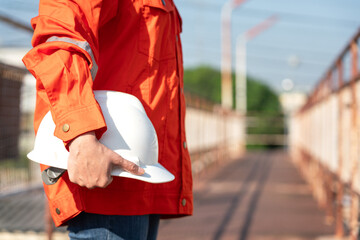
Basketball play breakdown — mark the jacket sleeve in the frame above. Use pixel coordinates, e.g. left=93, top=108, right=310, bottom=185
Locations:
left=22, top=0, right=117, bottom=146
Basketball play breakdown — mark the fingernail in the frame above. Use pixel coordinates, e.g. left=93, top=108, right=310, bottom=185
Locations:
left=139, top=167, right=145, bottom=175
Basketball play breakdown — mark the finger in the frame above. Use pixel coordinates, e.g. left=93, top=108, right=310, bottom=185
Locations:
left=128, top=162, right=145, bottom=175
left=112, top=155, right=145, bottom=176
left=67, top=171, right=79, bottom=185
left=103, top=176, right=113, bottom=188
left=87, top=185, right=96, bottom=190
left=68, top=170, right=94, bottom=189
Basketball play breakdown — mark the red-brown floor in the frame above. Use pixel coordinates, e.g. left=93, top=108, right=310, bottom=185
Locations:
left=158, top=151, right=335, bottom=240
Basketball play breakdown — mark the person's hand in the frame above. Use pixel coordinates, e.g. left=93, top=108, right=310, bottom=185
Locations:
left=67, top=131, right=145, bottom=189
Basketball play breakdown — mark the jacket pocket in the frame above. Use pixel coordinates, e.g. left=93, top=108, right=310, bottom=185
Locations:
left=138, top=0, right=176, bottom=61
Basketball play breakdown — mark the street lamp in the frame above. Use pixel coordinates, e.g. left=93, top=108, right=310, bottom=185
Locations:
left=221, top=0, right=247, bottom=109
left=235, top=15, right=278, bottom=113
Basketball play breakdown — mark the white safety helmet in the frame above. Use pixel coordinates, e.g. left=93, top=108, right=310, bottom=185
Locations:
left=27, top=90, right=175, bottom=184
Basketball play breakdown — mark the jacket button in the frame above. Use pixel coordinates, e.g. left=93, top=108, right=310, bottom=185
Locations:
left=181, top=198, right=186, bottom=206
left=62, top=124, right=70, bottom=132
left=55, top=208, right=61, bottom=215
left=183, top=141, right=187, bottom=149
left=176, top=35, right=178, bottom=42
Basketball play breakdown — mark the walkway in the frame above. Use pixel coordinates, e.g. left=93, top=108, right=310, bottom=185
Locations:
left=158, top=151, right=335, bottom=240
left=0, top=151, right=337, bottom=240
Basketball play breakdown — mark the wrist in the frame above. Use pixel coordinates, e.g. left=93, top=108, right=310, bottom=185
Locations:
left=69, top=131, right=97, bottom=151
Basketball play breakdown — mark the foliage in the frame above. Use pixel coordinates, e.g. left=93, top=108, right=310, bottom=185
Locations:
left=183, top=66, right=221, bottom=103
left=0, top=153, right=30, bottom=169
left=183, top=65, right=285, bottom=149
left=246, top=78, right=282, bottom=114
left=183, top=65, right=282, bottom=114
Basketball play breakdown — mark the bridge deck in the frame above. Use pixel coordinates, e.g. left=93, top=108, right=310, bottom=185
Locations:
left=0, top=151, right=337, bottom=240
left=158, top=151, right=335, bottom=240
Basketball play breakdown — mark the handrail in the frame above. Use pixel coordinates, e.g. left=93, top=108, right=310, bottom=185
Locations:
left=299, top=28, right=360, bottom=113
left=291, top=28, right=360, bottom=238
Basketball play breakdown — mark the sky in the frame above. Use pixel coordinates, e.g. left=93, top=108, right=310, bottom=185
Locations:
left=0, top=0, right=359, bottom=93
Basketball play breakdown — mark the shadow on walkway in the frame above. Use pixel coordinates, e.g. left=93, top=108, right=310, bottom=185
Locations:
left=158, top=150, right=335, bottom=240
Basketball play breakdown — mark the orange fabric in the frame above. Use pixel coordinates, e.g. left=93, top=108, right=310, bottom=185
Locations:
left=23, top=0, right=192, bottom=226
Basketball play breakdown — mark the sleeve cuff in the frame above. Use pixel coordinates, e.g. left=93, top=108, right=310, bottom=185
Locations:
left=53, top=104, right=107, bottom=148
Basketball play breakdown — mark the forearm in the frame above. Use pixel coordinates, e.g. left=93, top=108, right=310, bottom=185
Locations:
left=23, top=47, right=107, bottom=146
left=22, top=0, right=115, bottom=146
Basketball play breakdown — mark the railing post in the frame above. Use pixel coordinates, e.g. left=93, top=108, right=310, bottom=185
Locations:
left=336, top=60, right=345, bottom=238
left=351, top=40, right=358, bottom=78
left=324, top=73, right=335, bottom=225
left=350, top=40, right=359, bottom=240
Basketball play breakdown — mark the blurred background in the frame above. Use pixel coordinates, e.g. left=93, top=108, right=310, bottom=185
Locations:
left=0, top=0, right=360, bottom=239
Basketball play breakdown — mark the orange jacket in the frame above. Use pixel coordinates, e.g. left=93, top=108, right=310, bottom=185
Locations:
left=23, top=0, right=192, bottom=226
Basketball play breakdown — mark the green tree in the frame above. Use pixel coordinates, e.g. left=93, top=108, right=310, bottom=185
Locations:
left=246, top=77, right=282, bottom=114
left=184, top=66, right=284, bottom=149
left=183, top=66, right=221, bottom=103
left=184, top=66, right=282, bottom=114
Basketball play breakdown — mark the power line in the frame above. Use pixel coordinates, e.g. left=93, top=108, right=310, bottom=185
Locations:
left=247, top=54, right=328, bottom=66
left=183, top=44, right=334, bottom=66
left=181, top=30, right=344, bottom=59
left=248, top=42, right=339, bottom=56
left=237, top=7, right=359, bottom=28
left=178, top=2, right=360, bottom=30
left=0, top=10, right=32, bottom=33
left=247, top=67, right=321, bottom=79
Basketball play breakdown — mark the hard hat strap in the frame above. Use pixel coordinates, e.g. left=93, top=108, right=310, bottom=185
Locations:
left=42, top=167, right=66, bottom=185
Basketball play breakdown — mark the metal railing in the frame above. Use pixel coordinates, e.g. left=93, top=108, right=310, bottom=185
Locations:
left=290, top=28, right=360, bottom=239
left=0, top=63, right=40, bottom=193
left=185, top=92, right=246, bottom=175
left=0, top=73, right=246, bottom=192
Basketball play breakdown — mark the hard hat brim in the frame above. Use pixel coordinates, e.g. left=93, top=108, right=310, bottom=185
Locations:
left=112, top=163, right=175, bottom=183
left=27, top=150, right=175, bottom=184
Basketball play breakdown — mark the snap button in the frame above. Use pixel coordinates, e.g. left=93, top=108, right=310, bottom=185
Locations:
left=55, top=208, right=61, bottom=215
left=161, top=0, right=166, bottom=6
left=62, top=124, right=70, bottom=132
left=181, top=198, right=186, bottom=206
left=183, top=141, right=187, bottom=149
